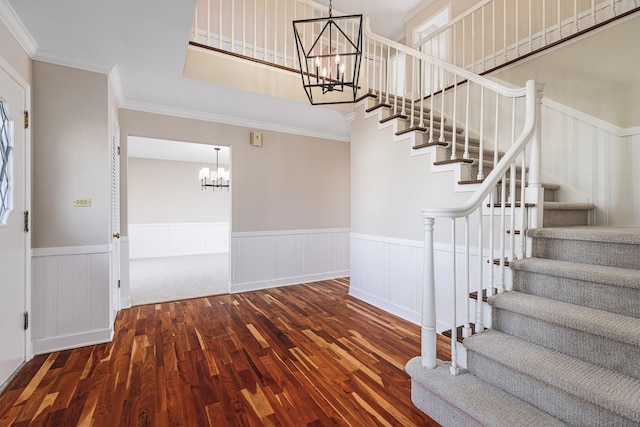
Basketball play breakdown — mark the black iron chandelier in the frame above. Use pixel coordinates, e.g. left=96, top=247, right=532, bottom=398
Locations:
left=199, top=147, right=230, bottom=191
left=292, top=0, right=363, bottom=105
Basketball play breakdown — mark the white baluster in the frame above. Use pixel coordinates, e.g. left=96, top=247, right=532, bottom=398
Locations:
left=471, top=14, right=475, bottom=72
left=451, top=81, right=458, bottom=160
left=462, top=17, right=466, bottom=70
left=283, top=0, right=287, bottom=66
left=520, top=151, right=527, bottom=259
left=274, top=0, right=278, bottom=64
left=231, top=0, right=235, bottom=53
left=558, top=0, right=562, bottom=38
left=464, top=82, right=470, bottom=160
left=503, top=0, right=507, bottom=60
left=421, top=217, right=437, bottom=369
left=592, top=0, right=597, bottom=24
left=574, top=0, right=579, bottom=31
left=477, top=86, right=485, bottom=180
left=439, top=67, right=445, bottom=143
left=450, top=218, right=459, bottom=376
left=394, top=48, right=399, bottom=114
left=253, top=0, right=257, bottom=58
left=488, top=191, right=495, bottom=296
left=543, top=0, right=547, bottom=43
left=219, top=0, right=223, bottom=49
left=481, top=5, right=485, bottom=71
left=516, top=0, right=520, bottom=55
left=264, top=0, right=267, bottom=60
left=242, top=0, right=246, bottom=56
left=410, top=56, right=415, bottom=128
left=463, top=216, right=472, bottom=338
left=476, top=209, right=484, bottom=333
left=385, top=45, right=391, bottom=105
left=207, top=0, right=211, bottom=45
left=529, top=0, right=533, bottom=51
left=499, top=175, right=506, bottom=294
left=492, top=1, right=496, bottom=67
left=509, top=98, right=517, bottom=266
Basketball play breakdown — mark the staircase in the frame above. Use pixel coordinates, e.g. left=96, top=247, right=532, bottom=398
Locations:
left=407, top=225, right=640, bottom=426
left=356, top=75, right=640, bottom=427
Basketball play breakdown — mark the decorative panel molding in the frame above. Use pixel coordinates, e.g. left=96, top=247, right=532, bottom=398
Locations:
left=349, top=234, right=424, bottom=326
left=31, top=246, right=112, bottom=354
left=541, top=102, right=640, bottom=226
left=350, top=233, right=486, bottom=333
left=230, top=229, right=350, bottom=293
left=128, top=222, right=229, bottom=259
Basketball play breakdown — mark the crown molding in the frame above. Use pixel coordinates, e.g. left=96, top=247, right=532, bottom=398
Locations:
left=0, top=0, right=37, bottom=57
left=33, top=47, right=114, bottom=74
left=120, top=100, right=351, bottom=142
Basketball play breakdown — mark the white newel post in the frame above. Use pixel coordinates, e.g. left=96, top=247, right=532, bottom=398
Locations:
left=421, top=217, right=437, bottom=369
left=525, top=80, right=546, bottom=234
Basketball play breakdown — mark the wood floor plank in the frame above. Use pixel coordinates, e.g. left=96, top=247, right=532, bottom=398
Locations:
left=0, top=278, right=449, bottom=426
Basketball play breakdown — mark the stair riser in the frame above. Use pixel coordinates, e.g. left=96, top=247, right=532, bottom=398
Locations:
left=513, top=270, right=640, bottom=318
left=532, top=238, right=640, bottom=269
left=543, top=209, right=589, bottom=227
left=410, top=380, right=483, bottom=427
left=491, top=309, right=640, bottom=379
left=467, top=351, right=636, bottom=426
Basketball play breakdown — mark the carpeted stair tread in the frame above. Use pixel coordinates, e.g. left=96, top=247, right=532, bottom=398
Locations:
left=488, top=291, right=640, bottom=347
left=405, top=358, right=568, bottom=427
left=464, top=330, right=640, bottom=424
left=528, top=225, right=640, bottom=245
left=511, top=257, right=640, bottom=291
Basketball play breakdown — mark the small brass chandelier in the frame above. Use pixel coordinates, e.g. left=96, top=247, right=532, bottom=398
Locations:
left=293, top=0, right=363, bottom=105
left=199, top=147, right=230, bottom=191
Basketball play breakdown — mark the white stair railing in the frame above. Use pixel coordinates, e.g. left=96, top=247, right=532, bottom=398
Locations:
left=415, top=0, right=640, bottom=75
left=362, top=19, right=545, bottom=375
left=192, top=1, right=548, bottom=376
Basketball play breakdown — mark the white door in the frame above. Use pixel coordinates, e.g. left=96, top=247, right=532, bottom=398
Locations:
left=0, top=60, right=29, bottom=386
left=110, top=120, right=121, bottom=322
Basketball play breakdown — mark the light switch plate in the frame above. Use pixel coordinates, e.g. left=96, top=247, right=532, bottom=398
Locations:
left=72, top=198, right=91, bottom=207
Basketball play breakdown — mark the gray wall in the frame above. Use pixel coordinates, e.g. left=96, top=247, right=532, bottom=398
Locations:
left=119, top=109, right=350, bottom=234
left=32, top=61, right=110, bottom=248
left=128, top=157, right=230, bottom=223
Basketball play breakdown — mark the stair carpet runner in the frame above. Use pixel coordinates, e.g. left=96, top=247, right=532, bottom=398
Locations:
left=357, top=93, right=640, bottom=425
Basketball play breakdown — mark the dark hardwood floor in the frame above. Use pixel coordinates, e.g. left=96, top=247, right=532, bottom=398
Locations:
left=0, top=278, right=450, bottom=426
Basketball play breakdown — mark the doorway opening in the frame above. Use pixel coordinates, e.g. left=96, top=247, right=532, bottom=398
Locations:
left=126, top=137, right=231, bottom=306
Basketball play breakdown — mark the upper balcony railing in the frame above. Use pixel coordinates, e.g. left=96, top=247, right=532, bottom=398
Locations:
left=415, top=0, right=640, bottom=75
left=192, top=0, right=361, bottom=73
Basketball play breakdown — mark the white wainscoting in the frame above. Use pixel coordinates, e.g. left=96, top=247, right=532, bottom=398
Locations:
left=350, top=233, right=485, bottom=333
left=540, top=100, right=640, bottom=226
left=230, top=228, right=350, bottom=293
left=31, top=245, right=113, bottom=354
left=129, top=222, right=229, bottom=259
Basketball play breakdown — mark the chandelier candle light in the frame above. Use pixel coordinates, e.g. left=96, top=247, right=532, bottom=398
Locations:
left=293, top=0, right=362, bottom=105
left=199, top=147, right=230, bottom=191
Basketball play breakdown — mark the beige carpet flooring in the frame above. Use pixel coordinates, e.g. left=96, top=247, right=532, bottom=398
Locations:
left=129, top=253, right=229, bottom=306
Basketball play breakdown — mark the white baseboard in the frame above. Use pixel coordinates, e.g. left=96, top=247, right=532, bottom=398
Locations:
left=231, top=270, right=349, bottom=294
left=32, top=328, right=113, bottom=355
left=348, top=287, right=421, bottom=326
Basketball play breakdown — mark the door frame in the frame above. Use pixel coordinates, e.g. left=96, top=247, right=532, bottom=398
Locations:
left=0, top=53, right=32, bottom=375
